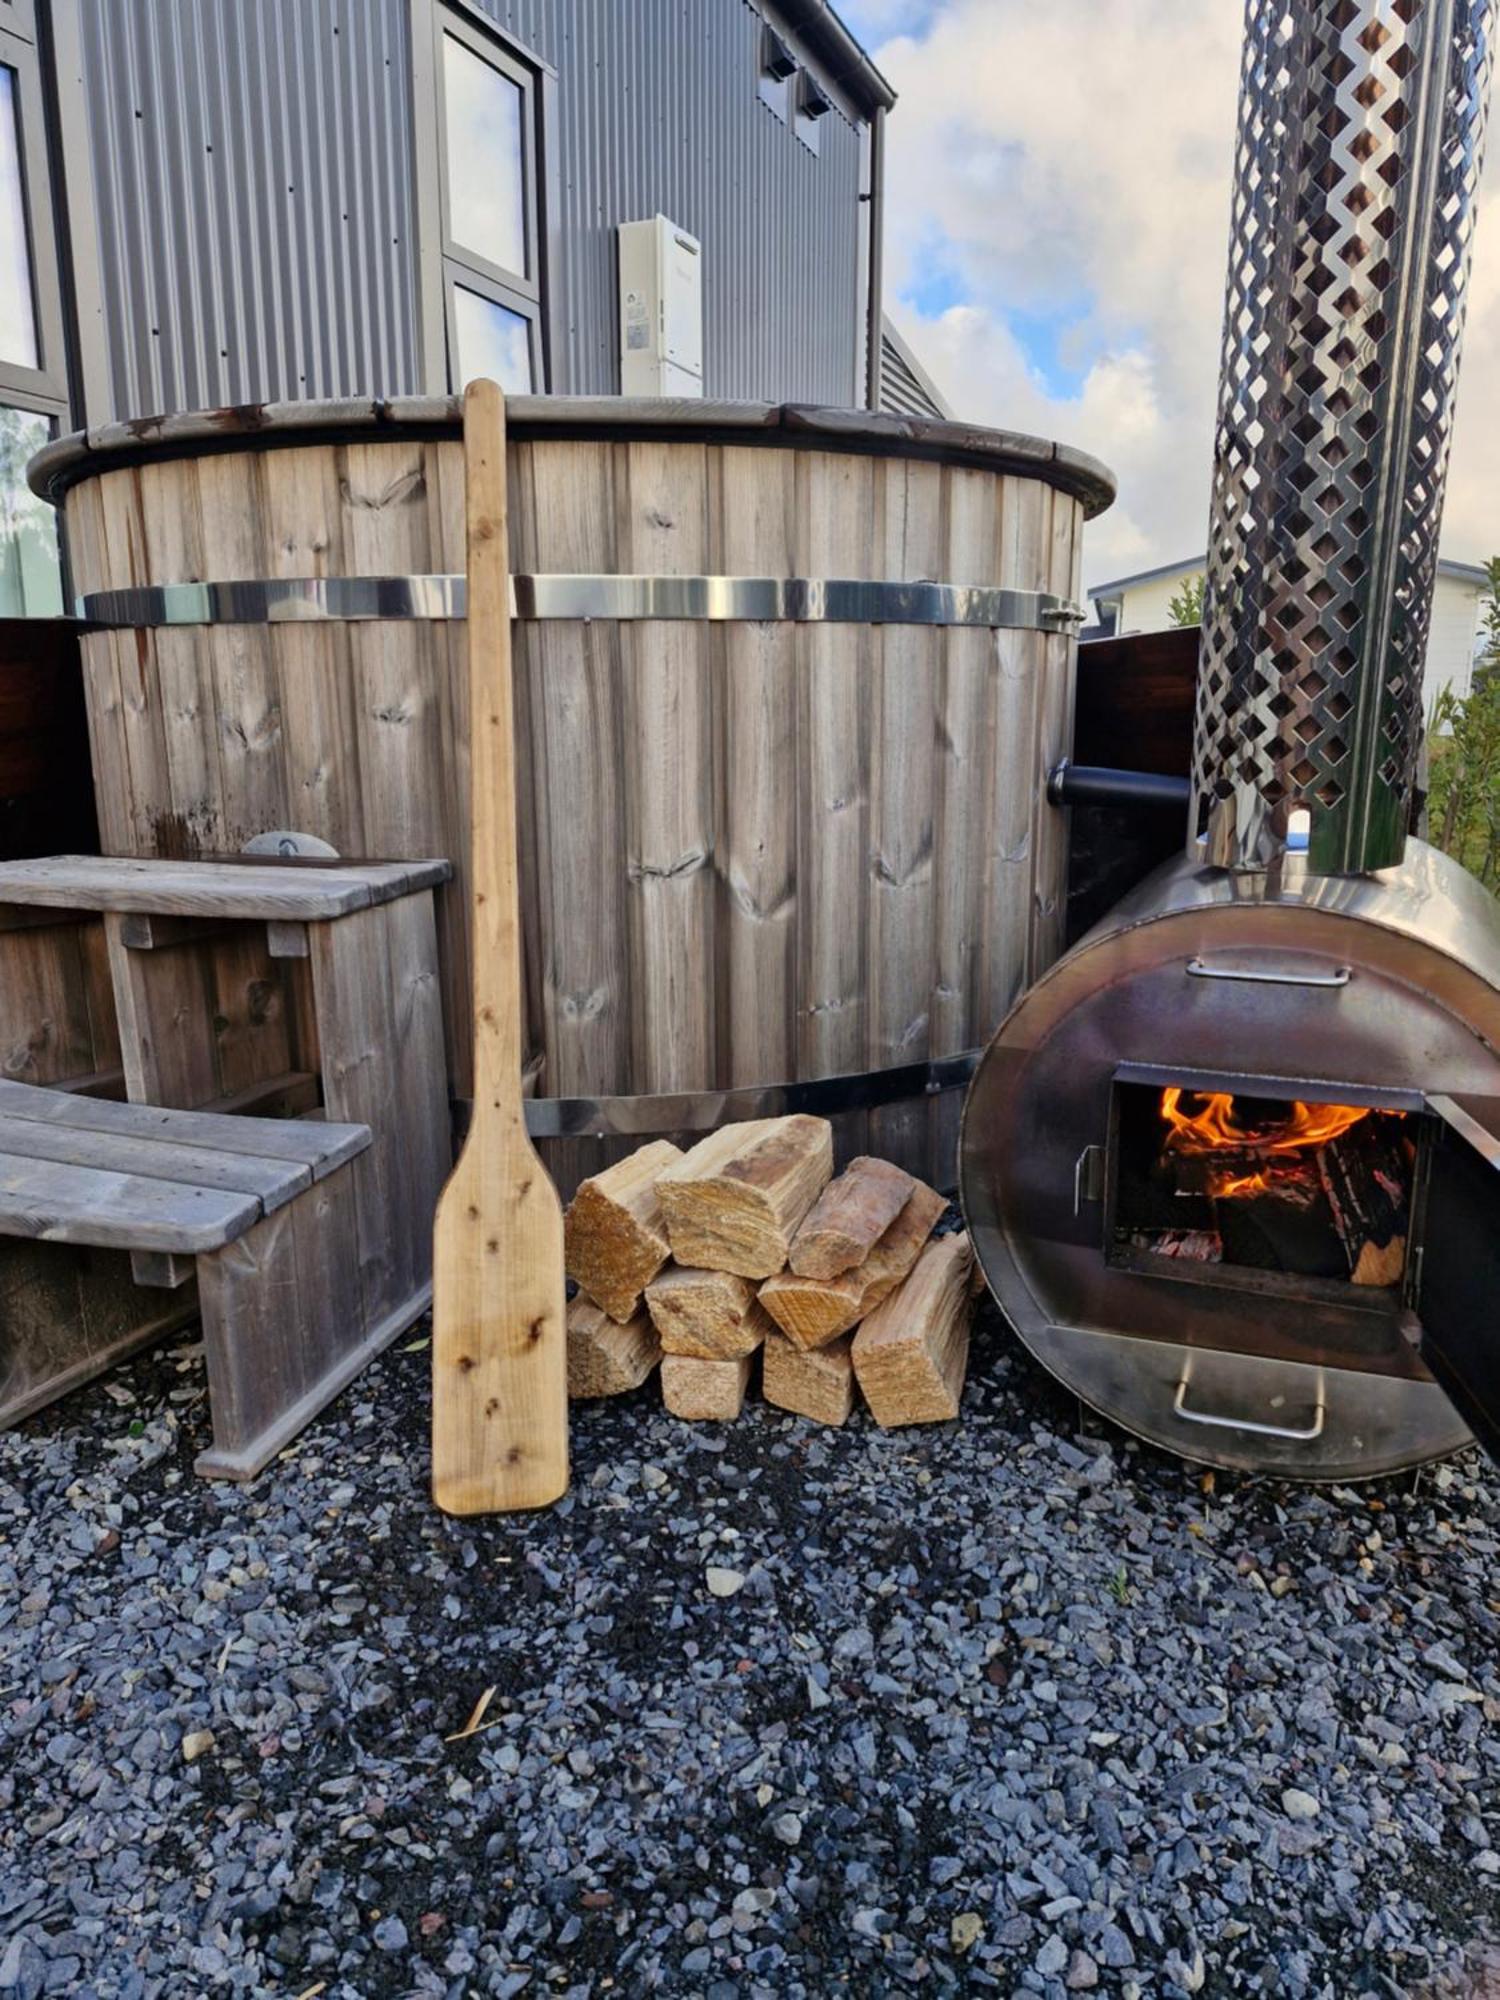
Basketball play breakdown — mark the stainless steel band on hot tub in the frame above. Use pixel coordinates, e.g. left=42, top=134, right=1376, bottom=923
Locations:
left=521, top=1048, right=982, bottom=1142
left=76, top=573, right=1086, bottom=632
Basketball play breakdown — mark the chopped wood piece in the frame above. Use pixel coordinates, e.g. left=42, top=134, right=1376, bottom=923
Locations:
left=853, top=1231, right=974, bottom=1428
left=1318, top=1117, right=1411, bottom=1285
left=759, top=1179, right=946, bottom=1348
left=566, top=1295, right=661, bottom=1399
left=788, top=1155, right=916, bottom=1280
left=645, top=1265, right=769, bottom=1358
left=661, top=1351, right=753, bottom=1422
left=655, top=1116, right=833, bottom=1279
left=762, top=1329, right=854, bottom=1426
left=564, top=1139, right=684, bottom=1322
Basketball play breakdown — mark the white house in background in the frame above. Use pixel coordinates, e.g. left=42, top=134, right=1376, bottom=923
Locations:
left=1089, top=554, right=1492, bottom=716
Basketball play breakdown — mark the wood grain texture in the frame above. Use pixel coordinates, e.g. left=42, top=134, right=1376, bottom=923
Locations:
left=431, top=382, right=569, bottom=1515
left=563, top=1138, right=682, bottom=1323
left=656, top=1116, right=833, bottom=1279
left=661, top=1350, right=753, bottom=1422
left=796, top=452, right=873, bottom=1166
left=868, top=459, right=940, bottom=1169
left=617, top=442, right=715, bottom=1094
left=762, top=1327, right=854, bottom=1426
left=758, top=1177, right=945, bottom=1349
left=983, top=477, right=1047, bottom=1021
left=1, top=1239, right=194, bottom=1431
left=851, top=1230, right=974, bottom=1428
left=788, top=1155, right=916, bottom=1280
left=62, top=429, right=1088, bottom=1192
left=566, top=1294, right=661, bottom=1399
left=644, top=1264, right=766, bottom=1359
left=0, top=855, right=450, bottom=919
left=718, top=448, right=797, bottom=1088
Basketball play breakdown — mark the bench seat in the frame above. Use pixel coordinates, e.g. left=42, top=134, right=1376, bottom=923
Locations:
left=0, top=1081, right=380, bottom=1481
left=0, top=1079, right=368, bottom=1252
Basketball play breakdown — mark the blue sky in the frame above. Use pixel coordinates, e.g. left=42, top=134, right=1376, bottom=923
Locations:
left=835, top=0, right=1500, bottom=581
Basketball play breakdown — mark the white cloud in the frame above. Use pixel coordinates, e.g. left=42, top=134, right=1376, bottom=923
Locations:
left=867, top=0, right=1500, bottom=584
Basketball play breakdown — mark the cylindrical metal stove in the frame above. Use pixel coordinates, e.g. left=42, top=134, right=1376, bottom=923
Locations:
left=962, top=0, right=1500, bottom=1479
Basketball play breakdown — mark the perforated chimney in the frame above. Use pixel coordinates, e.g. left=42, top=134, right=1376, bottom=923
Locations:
left=1191, top=0, right=1496, bottom=875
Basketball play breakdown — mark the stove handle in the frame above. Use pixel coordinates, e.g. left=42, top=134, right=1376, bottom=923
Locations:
left=1172, top=1371, right=1326, bottom=1442
left=1186, top=957, right=1350, bottom=989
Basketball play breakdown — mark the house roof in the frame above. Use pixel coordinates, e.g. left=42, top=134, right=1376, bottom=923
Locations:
left=774, top=2, right=896, bottom=118
left=879, top=318, right=953, bottom=421
left=1090, top=552, right=1492, bottom=599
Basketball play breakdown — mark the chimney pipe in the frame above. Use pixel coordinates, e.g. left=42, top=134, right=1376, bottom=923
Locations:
left=1191, top=0, right=1496, bottom=876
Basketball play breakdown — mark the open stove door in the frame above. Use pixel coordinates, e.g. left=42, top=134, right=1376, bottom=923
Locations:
left=1418, top=1095, right=1500, bottom=1464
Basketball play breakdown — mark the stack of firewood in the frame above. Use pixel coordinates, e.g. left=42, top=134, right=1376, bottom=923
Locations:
left=562, top=1115, right=975, bottom=1428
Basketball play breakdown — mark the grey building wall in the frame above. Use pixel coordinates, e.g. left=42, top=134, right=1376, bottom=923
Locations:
left=66, top=0, right=868, bottom=422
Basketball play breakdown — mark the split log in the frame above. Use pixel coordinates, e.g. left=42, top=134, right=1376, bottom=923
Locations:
left=788, top=1155, right=916, bottom=1280
left=759, top=1179, right=946, bottom=1348
left=852, top=1231, right=974, bottom=1427
left=564, top=1139, right=684, bottom=1322
left=1318, top=1117, right=1411, bottom=1286
left=645, top=1264, right=770, bottom=1358
left=762, top=1328, right=854, bottom=1426
left=566, top=1295, right=661, bottom=1399
left=661, top=1351, right=753, bottom=1421
left=655, top=1116, right=833, bottom=1279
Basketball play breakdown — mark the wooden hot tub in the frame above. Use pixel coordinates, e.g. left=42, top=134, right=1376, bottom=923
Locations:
left=31, top=397, right=1114, bottom=1189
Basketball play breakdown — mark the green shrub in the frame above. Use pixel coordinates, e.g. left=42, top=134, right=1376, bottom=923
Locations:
left=1429, top=557, right=1500, bottom=890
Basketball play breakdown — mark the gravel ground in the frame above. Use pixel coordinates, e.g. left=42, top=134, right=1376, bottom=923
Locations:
left=1, top=1300, right=1497, bottom=2000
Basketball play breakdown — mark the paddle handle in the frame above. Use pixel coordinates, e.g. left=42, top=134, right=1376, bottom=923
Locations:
left=464, top=379, right=525, bottom=1103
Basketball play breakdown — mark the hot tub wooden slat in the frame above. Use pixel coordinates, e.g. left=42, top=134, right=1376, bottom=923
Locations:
left=619, top=439, right=715, bottom=1097
left=796, top=447, right=874, bottom=1165
left=55, top=407, right=1105, bottom=1192
left=870, top=455, right=942, bottom=1175
left=720, top=445, right=797, bottom=1092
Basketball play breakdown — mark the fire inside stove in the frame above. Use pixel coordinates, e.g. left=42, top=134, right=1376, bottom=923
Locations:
left=1110, top=1083, right=1416, bottom=1294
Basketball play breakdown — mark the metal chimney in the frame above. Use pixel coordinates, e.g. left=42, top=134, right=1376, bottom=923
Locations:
left=1191, top=0, right=1496, bottom=876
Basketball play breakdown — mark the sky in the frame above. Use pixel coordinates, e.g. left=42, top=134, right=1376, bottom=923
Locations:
left=840, top=0, right=1500, bottom=593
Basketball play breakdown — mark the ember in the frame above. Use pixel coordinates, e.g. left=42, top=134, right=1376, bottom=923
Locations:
left=1112, top=1084, right=1416, bottom=1289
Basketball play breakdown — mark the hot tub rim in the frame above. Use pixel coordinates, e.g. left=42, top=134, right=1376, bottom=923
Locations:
left=27, top=394, right=1117, bottom=519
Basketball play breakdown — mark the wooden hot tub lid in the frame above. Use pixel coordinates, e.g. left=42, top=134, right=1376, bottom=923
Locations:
left=29, top=395, right=1117, bottom=519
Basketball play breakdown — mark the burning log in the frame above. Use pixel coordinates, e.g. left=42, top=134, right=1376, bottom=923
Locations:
left=1131, top=1229, right=1223, bottom=1263
left=1318, top=1117, right=1411, bottom=1287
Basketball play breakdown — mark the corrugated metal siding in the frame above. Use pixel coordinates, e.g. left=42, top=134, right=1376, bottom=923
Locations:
left=77, top=0, right=419, bottom=419
left=468, top=0, right=864, bottom=399
left=72, top=0, right=864, bottom=417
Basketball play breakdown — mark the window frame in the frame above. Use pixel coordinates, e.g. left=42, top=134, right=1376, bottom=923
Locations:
left=413, top=0, right=554, bottom=396
left=0, top=14, right=68, bottom=417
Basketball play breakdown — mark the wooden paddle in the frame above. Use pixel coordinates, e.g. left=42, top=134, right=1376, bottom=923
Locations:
left=432, top=378, right=569, bottom=1515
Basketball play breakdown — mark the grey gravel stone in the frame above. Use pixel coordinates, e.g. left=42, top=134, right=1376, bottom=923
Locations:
left=1, top=1305, right=1495, bottom=1998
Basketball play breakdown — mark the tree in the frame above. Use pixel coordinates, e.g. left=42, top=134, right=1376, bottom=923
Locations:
left=1167, top=573, right=1206, bottom=628
left=1429, top=557, right=1500, bottom=890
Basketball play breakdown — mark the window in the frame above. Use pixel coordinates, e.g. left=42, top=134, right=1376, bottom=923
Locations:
left=432, top=7, right=543, bottom=393
left=0, top=7, right=68, bottom=615
left=0, top=402, right=61, bottom=616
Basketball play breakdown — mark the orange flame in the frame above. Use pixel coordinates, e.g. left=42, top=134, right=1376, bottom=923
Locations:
left=1160, top=1087, right=1377, bottom=1200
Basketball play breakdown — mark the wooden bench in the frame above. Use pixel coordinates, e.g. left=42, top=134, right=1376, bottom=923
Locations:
left=0, top=853, right=453, bottom=1377
left=0, top=1079, right=375, bottom=1479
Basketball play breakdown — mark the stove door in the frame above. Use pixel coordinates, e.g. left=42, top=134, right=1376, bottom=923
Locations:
left=1418, top=1094, right=1500, bottom=1463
